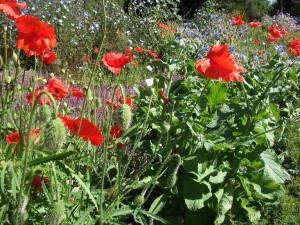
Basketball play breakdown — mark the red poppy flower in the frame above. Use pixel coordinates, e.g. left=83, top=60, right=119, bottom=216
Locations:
left=157, top=21, right=176, bottom=33
left=134, top=47, right=143, bottom=53
left=106, top=100, right=119, bottom=110
left=110, top=125, right=121, bottom=139
left=32, top=175, right=49, bottom=190
left=71, top=87, right=84, bottom=98
left=268, top=24, right=283, bottom=39
left=102, top=52, right=134, bottom=74
left=267, top=34, right=278, bottom=43
left=278, top=26, right=287, bottom=36
left=0, top=0, right=27, bottom=20
left=232, top=15, right=244, bottom=26
left=26, top=87, right=51, bottom=106
left=288, top=39, right=300, bottom=55
left=253, top=38, right=260, bottom=44
left=159, top=89, right=170, bottom=104
left=37, top=51, right=56, bottom=64
left=46, top=76, right=69, bottom=100
left=58, top=115, right=103, bottom=146
left=124, top=49, right=132, bottom=55
left=84, top=56, right=91, bottom=61
left=146, top=49, right=159, bottom=58
left=15, top=15, right=57, bottom=54
left=124, top=97, right=133, bottom=109
left=131, top=60, right=138, bottom=66
left=94, top=47, right=99, bottom=53
left=258, top=51, right=265, bottom=55
left=6, top=129, right=41, bottom=144
left=249, top=21, right=261, bottom=28
left=195, top=45, right=245, bottom=82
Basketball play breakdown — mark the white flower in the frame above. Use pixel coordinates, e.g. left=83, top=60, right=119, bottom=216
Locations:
left=145, top=78, right=154, bottom=87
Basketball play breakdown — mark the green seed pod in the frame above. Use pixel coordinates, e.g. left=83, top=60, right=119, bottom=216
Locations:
left=47, top=200, right=66, bottom=225
left=38, top=105, right=51, bottom=123
left=133, top=195, right=145, bottom=207
left=44, top=118, right=66, bottom=152
left=118, top=103, right=132, bottom=131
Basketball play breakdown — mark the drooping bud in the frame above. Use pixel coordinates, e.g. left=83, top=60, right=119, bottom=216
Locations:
left=47, top=200, right=66, bottom=225
left=44, top=118, right=66, bottom=152
left=133, top=195, right=145, bottom=207
left=118, top=103, right=132, bottom=131
left=160, top=121, right=170, bottom=134
left=38, top=105, right=51, bottom=123
left=166, top=154, right=181, bottom=189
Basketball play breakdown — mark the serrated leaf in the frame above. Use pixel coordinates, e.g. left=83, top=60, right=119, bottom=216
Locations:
left=260, top=149, right=290, bottom=183
left=241, top=198, right=261, bottom=223
left=206, top=82, right=227, bottom=111
left=215, top=186, right=233, bottom=225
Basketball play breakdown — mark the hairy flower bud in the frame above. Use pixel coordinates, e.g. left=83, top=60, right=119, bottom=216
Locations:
left=118, top=103, right=132, bottom=131
left=166, top=154, right=181, bottom=189
left=47, top=200, right=66, bottom=225
left=133, top=195, right=145, bottom=207
left=38, top=105, right=51, bottom=123
left=44, top=118, right=66, bottom=152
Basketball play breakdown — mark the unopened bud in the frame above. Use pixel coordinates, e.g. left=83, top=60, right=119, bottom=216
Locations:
left=44, top=118, right=66, bottom=152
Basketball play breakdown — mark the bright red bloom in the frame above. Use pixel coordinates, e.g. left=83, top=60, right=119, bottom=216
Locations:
left=268, top=24, right=283, bottom=39
left=0, top=0, right=26, bottom=20
left=46, top=77, right=69, bottom=100
left=58, top=115, right=103, bottom=146
left=134, top=47, right=143, bottom=53
left=15, top=15, right=57, bottom=54
left=288, top=39, right=300, bottom=55
left=232, top=15, right=244, bottom=26
left=267, top=34, right=278, bottom=43
left=258, top=51, right=265, bottom=55
left=110, top=125, right=121, bottom=139
left=106, top=100, right=119, bottom=110
left=146, top=49, right=159, bottom=58
left=195, top=45, right=245, bottom=82
left=253, top=38, right=260, bottom=44
left=124, top=97, right=133, bottom=109
left=124, top=49, right=132, bottom=55
left=26, top=87, right=51, bottom=106
left=6, top=129, right=41, bottom=144
left=84, top=56, right=91, bottom=61
left=159, top=89, right=170, bottom=104
left=32, top=175, right=49, bottom=190
left=37, top=51, right=56, bottom=64
left=94, top=47, right=99, bottom=53
left=279, top=26, right=287, bottom=36
left=71, top=87, right=84, bottom=98
left=157, top=21, right=176, bottom=33
left=102, top=52, right=134, bottom=74
left=249, top=21, right=261, bottom=28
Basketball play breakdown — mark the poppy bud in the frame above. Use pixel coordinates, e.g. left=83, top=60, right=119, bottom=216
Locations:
left=166, top=154, right=181, bottom=189
left=4, top=76, right=12, bottom=84
left=47, top=200, right=66, bottom=225
left=160, top=122, right=170, bottom=134
left=44, top=118, right=66, bottom=152
left=13, top=211, right=28, bottom=225
left=118, top=103, right=132, bottom=131
left=133, top=195, right=145, bottom=207
left=18, top=194, right=28, bottom=214
left=95, top=97, right=101, bottom=108
left=38, top=105, right=51, bottom=123
left=49, top=73, right=55, bottom=78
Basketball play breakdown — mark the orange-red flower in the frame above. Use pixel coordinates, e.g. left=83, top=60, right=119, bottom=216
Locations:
left=32, top=175, right=49, bottom=190
left=249, top=21, right=261, bottom=28
left=288, top=39, right=300, bottom=55
left=37, top=51, right=56, bottom=64
left=102, top=52, right=134, bottom=74
left=267, top=34, right=278, bottom=43
left=6, top=129, right=41, bottom=144
left=157, top=21, right=176, bottom=33
left=110, top=125, right=121, bottom=139
left=26, top=87, right=51, bottom=106
left=146, top=49, right=159, bottom=58
left=71, top=87, right=84, bottom=98
left=124, top=49, right=132, bottom=55
left=268, top=24, right=283, bottom=39
left=131, top=60, right=138, bottom=66
left=83, top=56, right=91, bottom=61
left=46, top=76, right=68, bottom=100
left=0, top=0, right=26, bottom=20
left=253, top=38, right=260, bottom=44
left=15, top=15, right=57, bottom=54
left=232, top=15, right=244, bottom=26
left=195, top=45, right=245, bottom=82
left=134, top=47, right=143, bottom=53
left=58, top=115, right=103, bottom=146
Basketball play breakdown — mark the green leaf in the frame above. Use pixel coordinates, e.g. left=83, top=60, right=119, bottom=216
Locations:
left=215, top=186, right=233, bottom=225
left=206, top=82, right=227, bottom=111
left=269, top=103, right=280, bottom=122
left=28, top=151, right=75, bottom=167
left=139, top=209, right=169, bottom=224
left=209, top=171, right=227, bottom=184
left=260, top=149, right=290, bottom=183
left=149, top=192, right=170, bottom=214
left=183, top=178, right=212, bottom=211
left=74, top=206, right=94, bottom=225
left=241, top=198, right=261, bottom=223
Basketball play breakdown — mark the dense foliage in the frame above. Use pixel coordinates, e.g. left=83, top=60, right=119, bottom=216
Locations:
left=0, top=0, right=299, bottom=224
